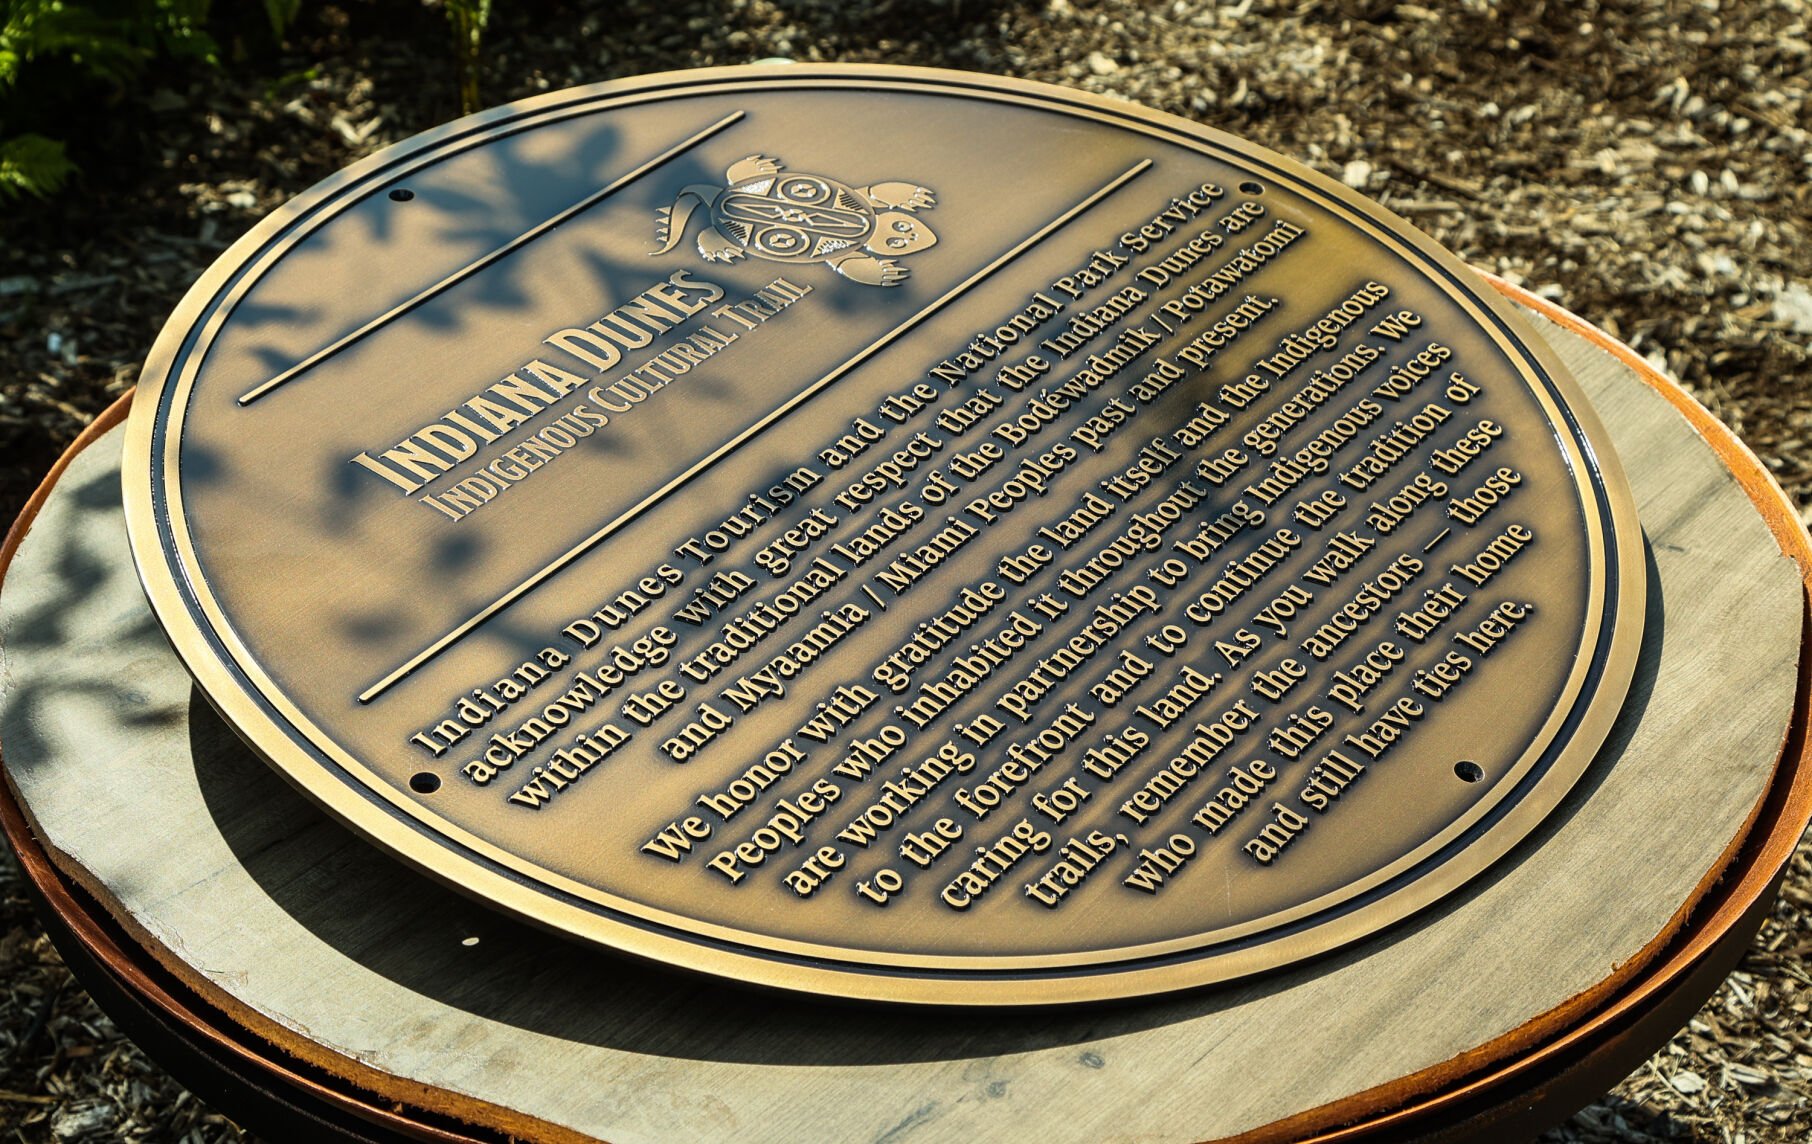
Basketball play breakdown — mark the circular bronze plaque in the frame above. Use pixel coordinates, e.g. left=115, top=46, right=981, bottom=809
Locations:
left=126, top=65, right=1643, bottom=1004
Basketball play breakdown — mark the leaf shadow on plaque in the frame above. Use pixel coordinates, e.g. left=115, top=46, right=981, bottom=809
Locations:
left=296, top=118, right=979, bottom=667
left=229, top=296, right=322, bottom=378
left=347, top=120, right=634, bottom=334
left=305, top=129, right=741, bottom=652
left=190, top=538, right=1664, bottom=1067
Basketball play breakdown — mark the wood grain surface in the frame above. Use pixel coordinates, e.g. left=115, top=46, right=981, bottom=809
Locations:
left=0, top=304, right=1801, bottom=1143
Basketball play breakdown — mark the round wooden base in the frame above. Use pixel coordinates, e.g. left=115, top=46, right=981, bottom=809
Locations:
left=3, top=285, right=1810, bottom=1143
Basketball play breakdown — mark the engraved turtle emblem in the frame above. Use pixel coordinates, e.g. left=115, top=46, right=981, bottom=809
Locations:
left=651, top=155, right=937, bottom=286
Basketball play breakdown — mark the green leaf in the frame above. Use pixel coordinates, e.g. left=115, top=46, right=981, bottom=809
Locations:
left=0, top=1, right=221, bottom=85
left=11, top=6, right=154, bottom=85
left=0, top=132, right=78, bottom=201
left=262, top=0, right=301, bottom=38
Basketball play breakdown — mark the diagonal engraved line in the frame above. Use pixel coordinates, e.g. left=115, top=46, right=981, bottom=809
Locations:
left=238, top=111, right=747, bottom=407
left=358, top=157, right=1154, bottom=704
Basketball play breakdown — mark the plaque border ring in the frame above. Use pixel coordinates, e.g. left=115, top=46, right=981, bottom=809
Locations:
left=124, top=65, right=1646, bottom=1005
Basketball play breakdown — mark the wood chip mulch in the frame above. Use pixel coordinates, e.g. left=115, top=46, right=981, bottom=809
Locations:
left=2, top=1, right=1809, bottom=1140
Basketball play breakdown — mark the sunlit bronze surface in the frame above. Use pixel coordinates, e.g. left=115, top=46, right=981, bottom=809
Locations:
left=123, top=66, right=1644, bottom=1004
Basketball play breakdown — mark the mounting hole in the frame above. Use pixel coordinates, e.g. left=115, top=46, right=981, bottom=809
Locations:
left=410, top=771, right=441, bottom=794
left=1454, top=760, right=1485, bottom=783
left=1239, top=181, right=1265, bottom=195
left=389, top=188, right=415, bottom=202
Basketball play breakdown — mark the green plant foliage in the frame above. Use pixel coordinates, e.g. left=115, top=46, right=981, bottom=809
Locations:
left=0, top=130, right=74, bottom=199
left=0, top=1, right=220, bottom=87
left=2, top=0, right=482, bottom=208
left=261, top=0, right=300, bottom=38
left=0, top=0, right=293, bottom=207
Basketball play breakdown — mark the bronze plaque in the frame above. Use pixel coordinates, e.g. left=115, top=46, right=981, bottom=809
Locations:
left=125, top=66, right=1644, bottom=1004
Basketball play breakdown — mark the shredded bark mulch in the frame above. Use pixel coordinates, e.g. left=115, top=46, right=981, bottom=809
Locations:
left=2, top=1, right=1809, bottom=1140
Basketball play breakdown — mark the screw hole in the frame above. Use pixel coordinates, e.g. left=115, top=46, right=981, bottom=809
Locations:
left=389, top=188, right=415, bottom=202
left=1239, top=181, right=1265, bottom=196
left=1454, top=760, right=1485, bottom=783
left=410, top=771, right=440, bottom=794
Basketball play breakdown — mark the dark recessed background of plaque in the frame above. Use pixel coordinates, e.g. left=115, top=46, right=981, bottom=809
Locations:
left=126, top=68, right=1642, bottom=1002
